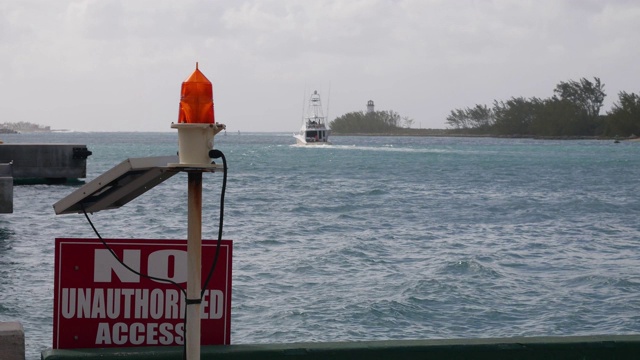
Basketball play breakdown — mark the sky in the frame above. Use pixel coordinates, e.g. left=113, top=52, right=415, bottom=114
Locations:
left=1, top=0, right=639, bottom=132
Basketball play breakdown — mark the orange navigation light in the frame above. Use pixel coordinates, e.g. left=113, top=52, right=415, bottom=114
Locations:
left=178, top=62, right=215, bottom=124
left=171, top=62, right=225, bottom=167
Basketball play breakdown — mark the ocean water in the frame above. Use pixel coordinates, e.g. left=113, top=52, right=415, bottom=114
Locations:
left=1, top=132, right=640, bottom=359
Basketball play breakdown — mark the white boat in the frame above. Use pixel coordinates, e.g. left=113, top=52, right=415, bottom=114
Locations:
left=293, top=90, right=331, bottom=145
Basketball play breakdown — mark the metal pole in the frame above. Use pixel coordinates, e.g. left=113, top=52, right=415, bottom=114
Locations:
left=186, top=171, right=203, bottom=359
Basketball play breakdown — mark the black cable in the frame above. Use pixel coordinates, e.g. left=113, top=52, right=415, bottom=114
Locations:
left=201, top=150, right=227, bottom=297
left=81, top=203, right=187, bottom=296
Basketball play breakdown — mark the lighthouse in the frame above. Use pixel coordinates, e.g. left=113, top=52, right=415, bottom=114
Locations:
left=367, top=100, right=375, bottom=113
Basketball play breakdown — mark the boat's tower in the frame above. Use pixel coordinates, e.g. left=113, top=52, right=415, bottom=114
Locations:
left=306, top=90, right=325, bottom=125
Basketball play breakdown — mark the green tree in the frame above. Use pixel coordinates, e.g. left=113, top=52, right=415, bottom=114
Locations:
left=330, top=110, right=404, bottom=133
left=402, top=116, right=414, bottom=128
left=553, top=77, right=606, bottom=119
left=551, top=77, right=605, bottom=136
left=446, top=104, right=494, bottom=131
left=446, top=108, right=470, bottom=129
left=604, top=91, right=640, bottom=137
left=528, top=98, right=585, bottom=136
left=467, top=104, right=494, bottom=131
left=492, top=97, right=541, bottom=135
left=377, top=110, right=403, bottom=128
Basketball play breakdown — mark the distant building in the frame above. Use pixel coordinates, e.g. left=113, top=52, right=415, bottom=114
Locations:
left=367, top=100, right=375, bottom=114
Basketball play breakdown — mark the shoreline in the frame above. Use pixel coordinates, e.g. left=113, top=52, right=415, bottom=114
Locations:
left=332, top=132, right=638, bottom=141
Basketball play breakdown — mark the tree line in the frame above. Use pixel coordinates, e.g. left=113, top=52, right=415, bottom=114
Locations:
left=0, top=121, right=51, bottom=132
left=446, top=77, right=640, bottom=138
left=330, top=110, right=414, bottom=133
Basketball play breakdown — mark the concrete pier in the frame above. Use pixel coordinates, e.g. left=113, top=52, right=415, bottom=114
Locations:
left=0, top=322, right=25, bottom=360
left=0, top=162, right=12, bottom=213
left=41, top=335, right=640, bottom=360
left=0, top=144, right=91, bottom=183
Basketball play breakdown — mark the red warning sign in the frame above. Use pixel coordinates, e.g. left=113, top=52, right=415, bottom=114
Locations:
left=53, top=238, right=232, bottom=349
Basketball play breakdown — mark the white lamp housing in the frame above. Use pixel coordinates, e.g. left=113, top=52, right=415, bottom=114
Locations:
left=171, top=123, right=225, bottom=166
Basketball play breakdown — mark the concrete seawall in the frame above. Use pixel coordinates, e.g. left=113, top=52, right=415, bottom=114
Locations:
left=0, top=144, right=91, bottom=212
left=42, top=335, right=640, bottom=360
left=0, top=322, right=25, bottom=360
left=0, top=162, right=12, bottom=213
left=0, top=144, right=91, bottom=182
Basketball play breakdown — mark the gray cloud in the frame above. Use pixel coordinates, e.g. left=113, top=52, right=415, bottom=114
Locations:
left=0, top=0, right=639, bottom=131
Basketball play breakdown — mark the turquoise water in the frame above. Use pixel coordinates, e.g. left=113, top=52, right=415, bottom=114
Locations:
left=1, top=132, right=640, bottom=359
